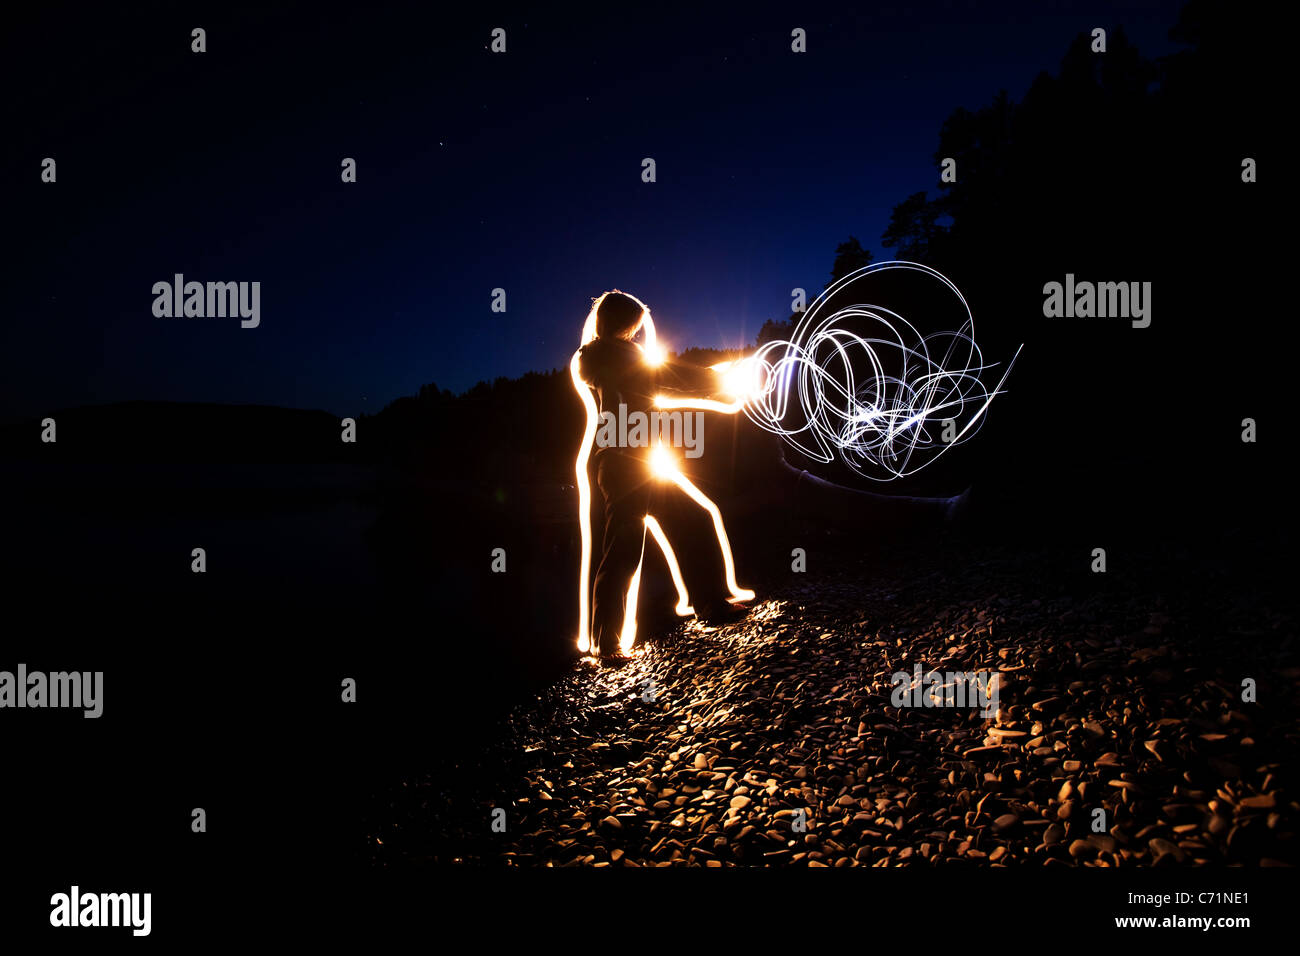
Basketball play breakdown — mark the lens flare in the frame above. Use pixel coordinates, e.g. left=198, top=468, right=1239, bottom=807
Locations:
left=711, top=357, right=768, bottom=400
left=649, top=443, right=676, bottom=478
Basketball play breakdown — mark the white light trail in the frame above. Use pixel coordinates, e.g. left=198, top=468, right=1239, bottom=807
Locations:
left=745, top=261, right=1021, bottom=481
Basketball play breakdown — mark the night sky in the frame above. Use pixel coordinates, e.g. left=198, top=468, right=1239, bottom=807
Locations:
left=5, top=0, right=1188, bottom=420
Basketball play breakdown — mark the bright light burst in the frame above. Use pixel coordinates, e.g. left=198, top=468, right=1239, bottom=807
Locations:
left=648, top=443, right=676, bottom=479
left=710, top=358, right=768, bottom=401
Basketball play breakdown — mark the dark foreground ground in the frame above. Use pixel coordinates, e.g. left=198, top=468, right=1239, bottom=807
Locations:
left=364, top=521, right=1298, bottom=868
left=2, top=444, right=1294, bottom=895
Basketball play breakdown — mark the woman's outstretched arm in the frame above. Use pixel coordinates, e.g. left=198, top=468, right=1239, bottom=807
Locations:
left=652, top=355, right=761, bottom=415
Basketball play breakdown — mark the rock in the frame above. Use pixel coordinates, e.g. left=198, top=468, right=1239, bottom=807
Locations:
left=1087, top=834, right=1117, bottom=853
left=1148, top=838, right=1186, bottom=863
left=1143, top=739, right=1172, bottom=762
left=1239, top=793, right=1276, bottom=810
left=1068, top=839, right=1097, bottom=859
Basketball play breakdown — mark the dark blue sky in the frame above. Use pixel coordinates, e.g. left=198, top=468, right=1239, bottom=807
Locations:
left=5, top=0, right=1187, bottom=420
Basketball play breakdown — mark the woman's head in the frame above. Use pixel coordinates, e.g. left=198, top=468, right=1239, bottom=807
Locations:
left=593, top=290, right=647, bottom=340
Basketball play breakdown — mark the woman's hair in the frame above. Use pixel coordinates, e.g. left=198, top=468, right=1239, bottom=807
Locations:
left=593, top=290, right=646, bottom=340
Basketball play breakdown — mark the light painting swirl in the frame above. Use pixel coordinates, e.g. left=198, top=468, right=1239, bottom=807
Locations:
left=742, top=261, right=1021, bottom=481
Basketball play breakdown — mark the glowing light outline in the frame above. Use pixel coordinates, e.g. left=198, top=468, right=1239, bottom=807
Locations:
left=643, top=514, right=694, bottom=617
left=572, top=297, right=753, bottom=656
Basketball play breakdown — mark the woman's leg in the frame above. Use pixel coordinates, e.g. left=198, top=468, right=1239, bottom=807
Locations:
left=653, top=479, right=736, bottom=617
left=592, top=454, right=651, bottom=655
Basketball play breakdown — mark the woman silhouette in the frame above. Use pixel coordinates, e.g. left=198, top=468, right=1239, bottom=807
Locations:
left=572, top=290, right=751, bottom=662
